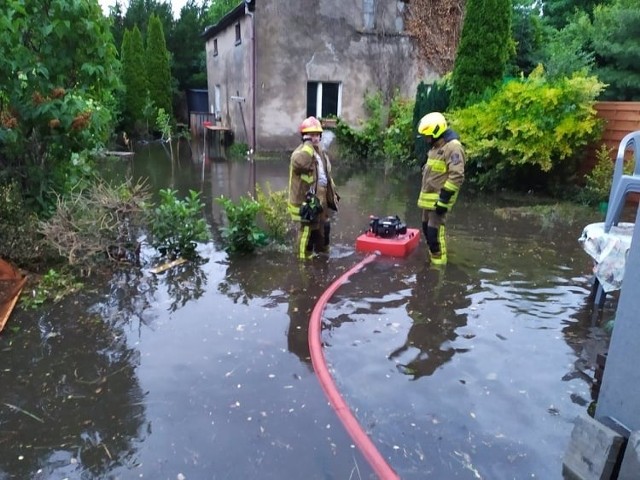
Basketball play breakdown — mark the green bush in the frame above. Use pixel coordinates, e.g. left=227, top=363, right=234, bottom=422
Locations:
left=333, top=91, right=417, bottom=168
left=382, top=96, right=415, bottom=168
left=147, top=189, right=210, bottom=259
left=448, top=66, right=605, bottom=192
left=333, top=92, right=386, bottom=161
left=579, top=144, right=635, bottom=206
left=255, top=184, right=290, bottom=244
left=216, top=195, right=267, bottom=254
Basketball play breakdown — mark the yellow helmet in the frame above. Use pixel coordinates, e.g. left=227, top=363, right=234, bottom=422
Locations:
left=418, top=112, right=447, bottom=139
left=299, top=116, right=323, bottom=134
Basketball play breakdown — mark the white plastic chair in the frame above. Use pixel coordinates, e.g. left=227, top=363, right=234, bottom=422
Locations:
left=592, top=130, right=640, bottom=306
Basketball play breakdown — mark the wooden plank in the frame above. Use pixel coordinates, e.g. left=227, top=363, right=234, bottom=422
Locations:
left=0, top=259, right=27, bottom=333
left=150, top=258, right=188, bottom=274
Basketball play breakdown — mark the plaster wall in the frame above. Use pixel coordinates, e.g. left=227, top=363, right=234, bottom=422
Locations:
left=205, top=15, right=253, bottom=145
left=204, top=0, right=434, bottom=152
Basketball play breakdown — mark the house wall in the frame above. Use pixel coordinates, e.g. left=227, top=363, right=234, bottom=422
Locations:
left=204, top=0, right=435, bottom=152
left=204, top=14, right=254, bottom=145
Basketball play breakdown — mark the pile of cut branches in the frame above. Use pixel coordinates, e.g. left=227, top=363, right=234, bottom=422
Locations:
left=39, top=178, right=150, bottom=272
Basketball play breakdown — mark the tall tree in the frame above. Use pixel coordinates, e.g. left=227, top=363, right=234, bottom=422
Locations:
left=171, top=0, right=209, bottom=90
left=542, top=0, right=604, bottom=29
left=509, top=0, right=544, bottom=76
left=146, top=14, right=173, bottom=121
left=121, top=26, right=149, bottom=133
left=450, top=0, right=514, bottom=107
left=590, top=0, right=640, bottom=100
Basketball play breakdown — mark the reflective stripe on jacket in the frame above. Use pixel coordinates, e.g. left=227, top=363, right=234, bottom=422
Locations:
left=288, top=141, right=338, bottom=221
left=417, top=132, right=465, bottom=210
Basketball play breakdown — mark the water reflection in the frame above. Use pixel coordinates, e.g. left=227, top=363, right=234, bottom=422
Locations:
left=0, top=294, right=147, bottom=479
left=0, top=143, right=611, bottom=479
left=390, top=265, right=473, bottom=380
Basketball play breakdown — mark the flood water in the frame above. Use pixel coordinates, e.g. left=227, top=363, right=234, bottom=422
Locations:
left=0, top=142, right=617, bottom=479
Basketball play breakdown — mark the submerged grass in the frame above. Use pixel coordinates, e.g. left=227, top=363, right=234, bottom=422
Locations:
left=494, top=202, right=599, bottom=230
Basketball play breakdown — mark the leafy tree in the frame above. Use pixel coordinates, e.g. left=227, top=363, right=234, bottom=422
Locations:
left=207, top=0, right=239, bottom=24
left=539, top=11, right=594, bottom=79
left=450, top=0, right=514, bottom=107
left=146, top=14, right=173, bottom=123
left=542, top=0, right=605, bottom=29
left=590, top=0, right=640, bottom=100
left=0, top=0, right=120, bottom=211
left=121, top=26, right=149, bottom=134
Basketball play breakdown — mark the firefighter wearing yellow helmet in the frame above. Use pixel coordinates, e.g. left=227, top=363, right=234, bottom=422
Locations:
left=288, top=116, right=339, bottom=259
left=416, top=112, right=465, bottom=265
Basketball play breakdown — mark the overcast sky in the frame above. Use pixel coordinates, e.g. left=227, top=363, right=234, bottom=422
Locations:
left=99, top=0, right=191, bottom=18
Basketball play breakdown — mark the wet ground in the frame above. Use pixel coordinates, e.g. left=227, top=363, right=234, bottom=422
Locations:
left=0, top=143, right=617, bottom=479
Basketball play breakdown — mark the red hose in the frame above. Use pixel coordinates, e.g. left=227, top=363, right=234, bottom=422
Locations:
left=308, top=253, right=400, bottom=480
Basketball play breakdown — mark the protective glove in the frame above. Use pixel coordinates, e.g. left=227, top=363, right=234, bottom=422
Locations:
left=434, top=188, right=454, bottom=216
left=434, top=202, right=448, bottom=216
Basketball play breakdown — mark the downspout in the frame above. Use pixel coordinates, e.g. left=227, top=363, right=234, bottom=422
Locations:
left=246, top=6, right=257, bottom=197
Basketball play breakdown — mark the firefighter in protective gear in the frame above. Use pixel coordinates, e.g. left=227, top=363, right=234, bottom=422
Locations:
left=288, top=116, right=339, bottom=259
left=416, top=112, right=465, bottom=265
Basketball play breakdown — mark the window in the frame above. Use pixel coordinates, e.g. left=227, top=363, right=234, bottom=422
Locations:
left=306, top=82, right=341, bottom=118
left=213, top=38, right=218, bottom=56
left=363, top=0, right=376, bottom=30
left=235, top=22, right=241, bottom=45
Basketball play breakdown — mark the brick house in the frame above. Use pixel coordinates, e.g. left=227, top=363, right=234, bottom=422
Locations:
left=202, top=0, right=434, bottom=152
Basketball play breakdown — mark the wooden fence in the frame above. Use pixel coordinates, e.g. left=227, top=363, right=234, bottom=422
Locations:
left=580, top=102, right=640, bottom=175
left=595, top=102, right=640, bottom=156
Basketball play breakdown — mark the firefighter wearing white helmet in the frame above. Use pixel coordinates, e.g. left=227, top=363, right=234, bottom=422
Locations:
left=416, top=112, right=465, bottom=265
left=288, top=116, right=339, bottom=259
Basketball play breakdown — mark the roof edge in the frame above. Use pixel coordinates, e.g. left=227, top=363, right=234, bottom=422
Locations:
left=202, top=2, right=246, bottom=41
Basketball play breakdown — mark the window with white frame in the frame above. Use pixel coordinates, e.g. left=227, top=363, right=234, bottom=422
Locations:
left=306, top=82, right=341, bottom=119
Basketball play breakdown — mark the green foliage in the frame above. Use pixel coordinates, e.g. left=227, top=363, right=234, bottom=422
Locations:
left=540, top=12, right=595, bottom=80
left=147, top=189, right=210, bottom=259
left=332, top=92, right=386, bottom=162
left=156, top=108, right=172, bottom=141
left=333, top=91, right=419, bottom=168
left=579, top=144, right=636, bottom=206
left=207, top=0, right=240, bottom=24
left=255, top=184, right=290, bottom=244
left=412, top=78, right=451, bottom=163
left=451, top=0, right=514, bottom=107
left=509, top=0, right=544, bottom=76
left=579, top=145, right=616, bottom=205
left=146, top=14, right=173, bottom=125
left=171, top=0, right=210, bottom=89
left=0, top=0, right=120, bottom=211
left=542, top=0, right=602, bottom=29
left=591, top=0, right=640, bottom=100
left=0, top=182, right=52, bottom=269
left=19, top=269, right=83, bottom=310
left=382, top=96, right=416, bottom=168
left=227, top=142, right=249, bottom=161
left=448, top=66, right=605, bottom=192
left=216, top=195, right=267, bottom=254
left=121, top=26, right=149, bottom=134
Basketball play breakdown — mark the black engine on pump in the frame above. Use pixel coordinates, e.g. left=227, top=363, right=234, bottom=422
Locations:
left=369, top=215, right=407, bottom=238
